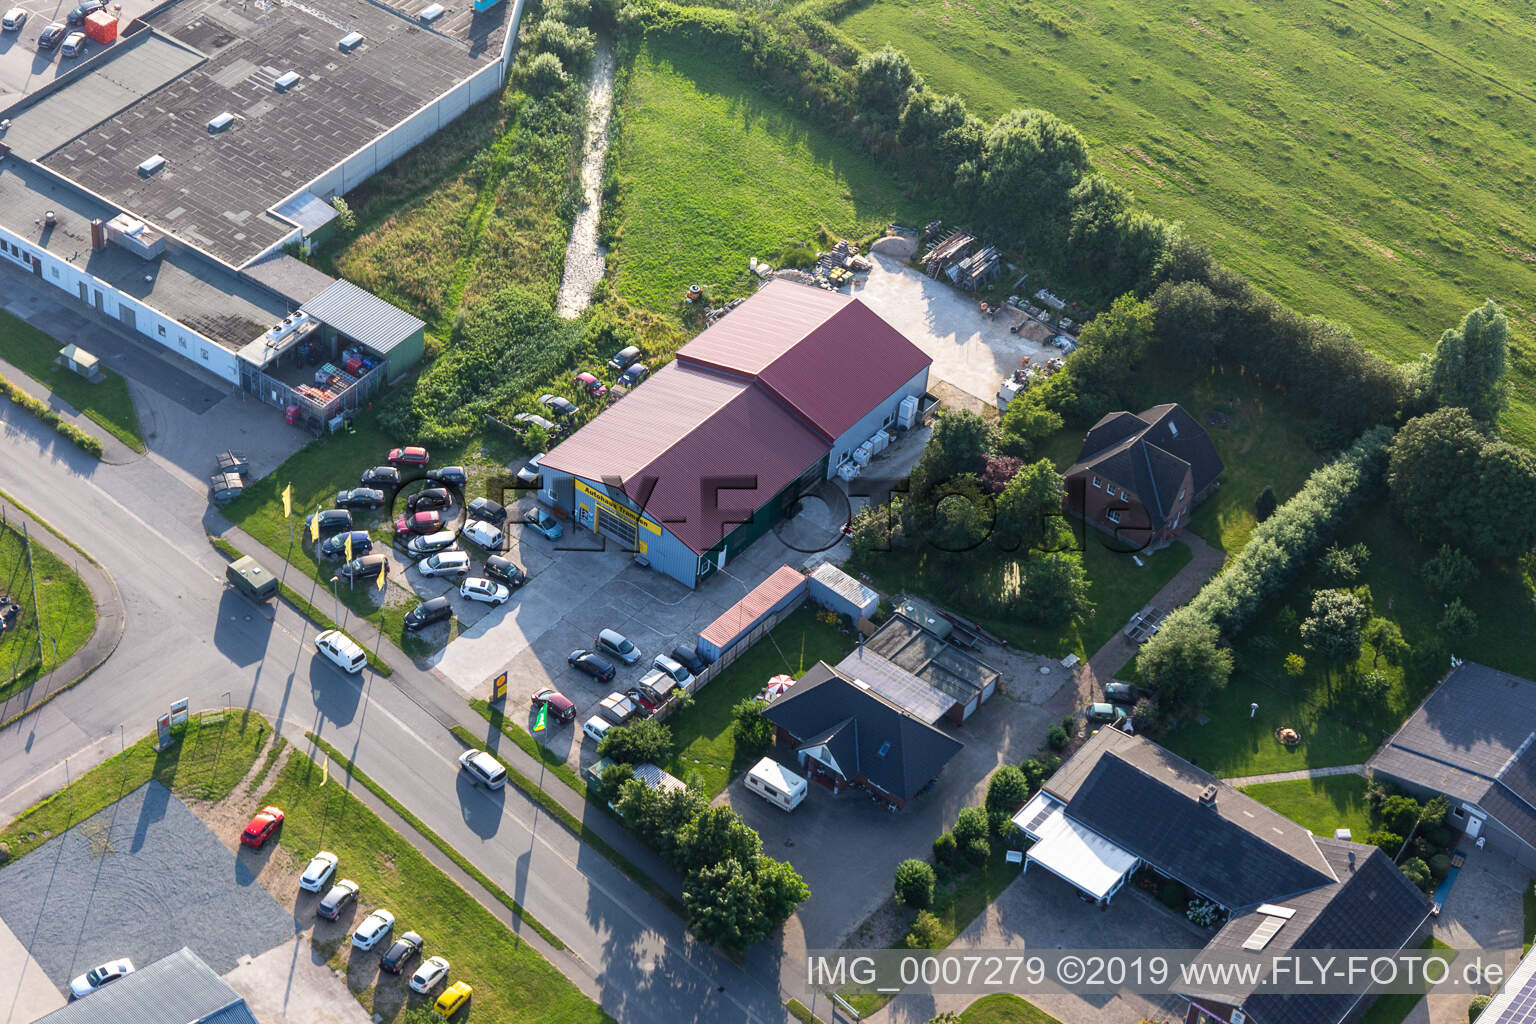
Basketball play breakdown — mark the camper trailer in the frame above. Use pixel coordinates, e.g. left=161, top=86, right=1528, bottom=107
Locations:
left=744, top=757, right=807, bottom=812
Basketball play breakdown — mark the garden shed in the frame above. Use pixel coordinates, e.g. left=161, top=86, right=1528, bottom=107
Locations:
left=807, top=561, right=878, bottom=622
left=697, top=565, right=808, bottom=663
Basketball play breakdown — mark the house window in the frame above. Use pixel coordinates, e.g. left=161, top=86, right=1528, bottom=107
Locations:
left=1168, top=421, right=1180, bottom=438
left=1179, top=489, right=1186, bottom=501
left=1091, top=476, right=1101, bottom=489
left=178, top=336, right=187, bottom=349
left=200, top=347, right=209, bottom=360
left=51, top=267, right=59, bottom=278
left=1107, top=509, right=1122, bottom=524
left=1452, top=807, right=1464, bottom=819
left=157, top=325, right=166, bottom=337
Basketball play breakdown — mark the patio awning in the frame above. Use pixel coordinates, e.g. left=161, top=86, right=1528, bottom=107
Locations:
left=1014, top=793, right=1138, bottom=902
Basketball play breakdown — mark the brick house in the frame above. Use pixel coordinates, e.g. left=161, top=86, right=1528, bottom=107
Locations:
left=1064, top=403, right=1224, bottom=548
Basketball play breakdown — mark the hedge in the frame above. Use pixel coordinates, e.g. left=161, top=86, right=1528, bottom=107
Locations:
left=0, top=375, right=104, bottom=457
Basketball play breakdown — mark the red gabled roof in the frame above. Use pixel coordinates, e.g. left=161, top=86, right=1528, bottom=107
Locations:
left=699, top=566, right=807, bottom=649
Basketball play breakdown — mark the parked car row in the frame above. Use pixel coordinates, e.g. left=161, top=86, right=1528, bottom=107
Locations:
left=574, top=629, right=705, bottom=742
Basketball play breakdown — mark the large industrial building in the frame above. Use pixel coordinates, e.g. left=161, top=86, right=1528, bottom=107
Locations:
left=538, top=280, right=932, bottom=589
left=0, top=0, right=521, bottom=423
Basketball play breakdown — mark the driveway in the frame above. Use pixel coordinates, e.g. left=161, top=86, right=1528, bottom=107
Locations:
left=853, top=252, right=1058, bottom=408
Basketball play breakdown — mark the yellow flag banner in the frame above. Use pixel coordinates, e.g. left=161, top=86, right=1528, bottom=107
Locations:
left=281, top=483, right=292, bottom=519
left=376, top=559, right=387, bottom=590
left=344, top=532, right=353, bottom=563
left=321, top=755, right=329, bottom=787
left=309, top=511, right=320, bottom=543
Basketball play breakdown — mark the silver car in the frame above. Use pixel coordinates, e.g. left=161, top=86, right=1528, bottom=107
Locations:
left=417, top=551, right=470, bottom=579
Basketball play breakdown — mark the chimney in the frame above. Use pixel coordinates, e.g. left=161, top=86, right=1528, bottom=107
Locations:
left=90, top=219, right=106, bottom=251
left=1198, top=784, right=1218, bottom=809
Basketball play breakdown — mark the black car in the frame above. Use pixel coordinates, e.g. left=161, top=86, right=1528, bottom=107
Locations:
left=568, top=649, right=616, bottom=682
left=539, top=394, right=578, bottom=419
left=335, top=487, right=386, bottom=511
left=1104, top=682, right=1139, bottom=705
left=67, top=0, right=103, bottom=24
left=319, top=530, right=372, bottom=560
left=38, top=21, right=67, bottom=48
left=483, top=556, right=525, bottom=588
left=337, top=554, right=389, bottom=582
left=403, top=596, right=452, bottom=631
left=426, top=466, right=467, bottom=488
left=669, top=645, right=707, bottom=676
left=467, top=496, right=506, bottom=526
left=305, top=509, right=353, bottom=539
left=316, top=879, right=359, bottom=921
left=406, top=487, right=451, bottom=512
left=360, top=466, right=400, bottom=488
left=379, top=931, right=423, bottom=974
left=607, top=345, right=641, bottom=373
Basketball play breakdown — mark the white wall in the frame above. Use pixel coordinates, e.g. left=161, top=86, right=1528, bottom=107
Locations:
left=0, top=227, right=239, bottom=384
left=826, top=366, right=930, bottom=477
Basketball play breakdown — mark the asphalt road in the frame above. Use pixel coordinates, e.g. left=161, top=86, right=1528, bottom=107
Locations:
left=0, top=406, right=798, bottom=1024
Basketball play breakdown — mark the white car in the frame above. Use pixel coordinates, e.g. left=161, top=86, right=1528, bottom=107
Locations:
left=351, top=908, right=395, bottom=950
left=459, top=577, right=510, bottom=606
left=417, top=550, right=470, bottom=579
left=457, top=748, right=507, bottom=789
left=459, top=518, right=504, bottom=551
left=410, top=955, right=451, bottom=994
left=298, top=850, right=339, bottom=893
left=2, top=8, right=26, bottom=30
left=70, top=958, right=133, bottom=999
left=582, top=714, right=612, bottom=745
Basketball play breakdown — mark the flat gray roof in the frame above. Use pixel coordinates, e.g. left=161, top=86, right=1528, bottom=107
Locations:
left=301, top=278, right=424, bottom=353
left=34, top=946, right=257, bottom=1024
left=0, top=160, right=292, bottom=350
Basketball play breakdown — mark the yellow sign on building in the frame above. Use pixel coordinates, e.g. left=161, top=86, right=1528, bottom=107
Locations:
left=573, top=478, right=661, bottom=541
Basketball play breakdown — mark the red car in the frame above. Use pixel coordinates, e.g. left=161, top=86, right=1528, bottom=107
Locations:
left=532, top=687, right=576, bottom=723
left=574, top=372, right=607, bottom=399
left=395, top=510, right=445, bottom=535
left=387, top=446, right=430, bottom=468
left=241, top=806, right=284, bottom=849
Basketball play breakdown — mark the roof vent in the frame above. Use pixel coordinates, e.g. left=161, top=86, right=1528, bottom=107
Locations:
left=876, top=741, right=891, bottom=758
left=1168, top=420, right=1180, bottom=438
left=1198, top=783, right=1218, bottom=808
left=137, top=154, right=166, bottom=177
left=207, top=111, right=235, bottom=133
left=274, top=71, right=301, bottom=91
left=419, top=2, right=444, bottom=20
left=337, top=31, right=363, bottom=52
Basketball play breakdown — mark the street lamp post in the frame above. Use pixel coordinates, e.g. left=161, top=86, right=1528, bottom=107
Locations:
left=330, top=576, right=340, bottom=625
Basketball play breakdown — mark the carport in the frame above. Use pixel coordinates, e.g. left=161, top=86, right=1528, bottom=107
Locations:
left=1014, top=792, right=1138, bottom=904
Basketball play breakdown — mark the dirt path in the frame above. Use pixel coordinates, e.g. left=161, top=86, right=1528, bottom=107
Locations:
left=555, top=41, right=618, bottom=318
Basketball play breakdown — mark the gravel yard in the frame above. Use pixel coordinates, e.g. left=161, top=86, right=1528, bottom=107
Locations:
left=0, top=780, right=294, bottom=990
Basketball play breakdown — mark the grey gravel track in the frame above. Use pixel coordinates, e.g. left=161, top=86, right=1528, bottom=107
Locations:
left=0, top=781, right=293, bottom=989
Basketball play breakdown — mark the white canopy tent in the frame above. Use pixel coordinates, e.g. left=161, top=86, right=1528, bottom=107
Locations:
left=1013, top=792, right=1139, bottom=903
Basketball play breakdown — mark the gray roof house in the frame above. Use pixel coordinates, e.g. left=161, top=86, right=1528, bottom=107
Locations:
left=761, top=661, right=963, bottom=808
left=1368, top=662, right=1536, bottom=868
left=35, top=947, right=258, bottom=1024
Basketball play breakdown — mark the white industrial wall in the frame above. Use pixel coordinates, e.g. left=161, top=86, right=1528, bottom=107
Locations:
left=825, top=366, right=930, bottom=476
left=0, top=227, right=239, bottom=384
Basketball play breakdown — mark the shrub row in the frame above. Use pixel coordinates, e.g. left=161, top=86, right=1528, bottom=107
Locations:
left=0, top=376, right=104, bottom=458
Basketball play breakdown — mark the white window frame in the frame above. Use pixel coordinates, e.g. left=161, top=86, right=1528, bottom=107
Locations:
left=1106, top=509, right=1121, bottom=524
left=1091, top=476, right=1101, bottom=489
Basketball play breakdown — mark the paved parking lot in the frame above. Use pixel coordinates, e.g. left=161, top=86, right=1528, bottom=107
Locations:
left=0, top=0, right=157, bottom=106
left=0, top=781, right=295, bottom=993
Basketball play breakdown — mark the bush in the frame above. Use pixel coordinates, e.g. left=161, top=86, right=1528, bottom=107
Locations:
left=596, top=717, right=673, bottom=768
left=1283, top=653, right=1306, bottom=677
left=1158, top=879, right=1187, bottom=911
left=964, top=836, right=991, bottom=864
left=985, top=765, right=1030, bottom=817
left=1379, top=794, right=1423, bottom=836
left=1186, top=898, right=1219, bottom=927
left=905, top=909, right=946, bottom=949
left=1429, top=853, right=1452, bottom=880
left=953, top=807, right=989, bottom=848
left=330, top=196, right=356, bottom=233
left=525, top=51, right=568, bottom=94
left=894, top=859, right=937, bottom=909
left=1470, top=995, right=1492, bottom=1023
left=1255, top=486, right=1277, bottom=522
left=731, top=697, right=774, bottom=756
left=933, top=831, right=957, bottom=865
left=1399, top=856, right=1433, bottom=893
left=1020, top=756, right=1060, bottom=792
left=1047, top=724, right=1070, bottom=750
left=1131, top=698, right=1159, bottom=732
left=1366, top=831, right=1403, bottom=857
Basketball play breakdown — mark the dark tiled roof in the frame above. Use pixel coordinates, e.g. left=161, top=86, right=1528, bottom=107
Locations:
left=798, top=718, right=860, bottom=779
left=35, top=947, right=257, bottom=1024
left=1066, top=404, right=1224, bottom=529
left=1047, top=731, right=1335, bottom=909
left=1078, top=411, right=1147, bottom=461
left=763, top=662, right=963, bottom=802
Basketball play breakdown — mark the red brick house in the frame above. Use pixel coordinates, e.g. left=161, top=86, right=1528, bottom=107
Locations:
left=1064, top=403, right=1224, bottom=548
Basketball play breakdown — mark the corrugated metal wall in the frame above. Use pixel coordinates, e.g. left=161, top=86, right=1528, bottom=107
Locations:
left=826, top=366, right=930, bottom=475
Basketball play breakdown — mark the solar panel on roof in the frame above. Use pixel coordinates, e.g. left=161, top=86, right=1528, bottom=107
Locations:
left=1024, top=802, right=1057, bottom=835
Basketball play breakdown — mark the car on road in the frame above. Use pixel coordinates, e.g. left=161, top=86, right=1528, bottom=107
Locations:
left=459, top=577, right=510, bottom=606
left=466, top=496, right=506, bottom=526
left=425, top=466, right=467, bottom=488
left=617, top=363, right=649, bottom=389
left=532, top=687, right=576, bottom=723
left=316, top=629, right=368, bottom=674
left=335, top=487, right=386, bottom=511
left=380, top=931, right=424, bottom=974
left=521, top=507, right=562, bottom=540
left=574, top=372, right=607, bottom=398
left=241, top=806, right=284, bottom=849
left=387, top=446, right=430, bottom=468
left=596, top=628, right=641, bottom=665
left=457, top=749, right=506, bottom=789
left=539, top=394, right=578, bottom=419
left=299, top=851, right=339, bottom=893
left=407, top=487, right=452, bottom=513
left=317, top=879, right=360, bottom=920
left=417, top=551, right=470, bottom=579
left=66, top=0, right=103, bottom=24
left=396, top=510, right=445, bottom=536
left=405, top=531, right=458, bottom=558
left=305, top=509, right=353, bottom=539
left=514, top=453, right=545, bottom=489
left=38, top=21, right=66, bottom=47
left=3, top=8, right=28, bottom=31
left=607, top=345, right=641, bottom=373
left=351, top=908, right=395, bottom=950
left=582, top=715, right=613, bottom=745
left=1086, top=702, right=1127, bottom=724
left=1104, top=682, right=1139, bottom=705
left=483, top=555, right=525, bottom=588
left=337, top=554, right=388, bottom=583
left=319, top=530, right=372, bottom=561
left=410, top=955, right=451, bottom=994
left=403, top=596, right=452, bottom=631
left=434, top=980, right=472, bottom=1020
left=669, top=645, right=707, bottom=676
left=360, top=466, right=400, bottom=488
left=568, top=649, right=615, bottom=682
left=460, top=519, right=504, bottom=551
left=69, top=959, right=133, bottom=999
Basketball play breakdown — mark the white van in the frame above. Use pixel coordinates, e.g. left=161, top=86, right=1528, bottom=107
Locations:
left=582, top=715, right=613, bottom=745
left=745, top=757, right=807, bottom=812
left=315, top=629, right=367, bottom=674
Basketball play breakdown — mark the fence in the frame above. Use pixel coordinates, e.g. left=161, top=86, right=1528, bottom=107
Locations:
left=689, top=592, right=809, bottom=695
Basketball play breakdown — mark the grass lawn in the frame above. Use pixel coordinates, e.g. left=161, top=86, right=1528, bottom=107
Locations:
left=0, top=518, right=96, bottom=702
left=609, top=37, right=924, bottom=313
left=835, top=0, right=1536, bottom=447
left=960, top=993, right=1065, bottom=1024
left=0, top=711, right=270, bottom=862
left=469, top=698, right=586, bottom=797
left=666, top=604, right=855, bottom=796
left=1356, top=937, right=1454, bottom=1024
left=0, top=310, right=144, bottom=451
left=1239, top=775, right=1373, bottom=837
left=258, top=747, right=608, bottom=1024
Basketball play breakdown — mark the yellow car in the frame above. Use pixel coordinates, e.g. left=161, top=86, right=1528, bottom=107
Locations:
left=433, top=980, right=472, bottom=1019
